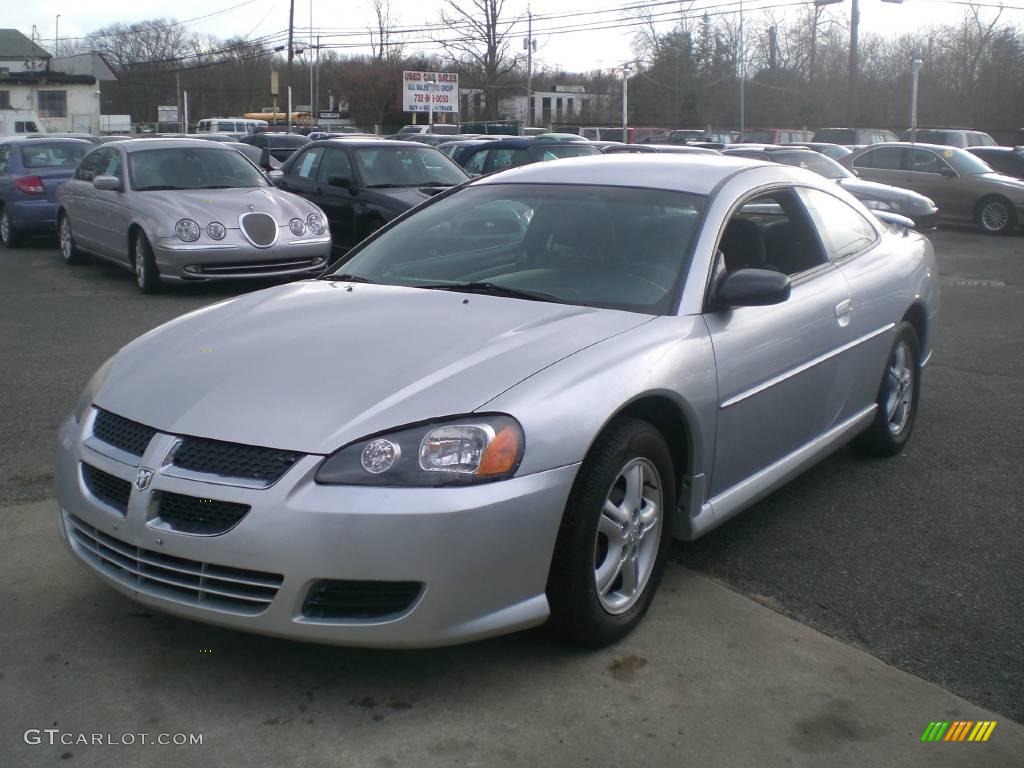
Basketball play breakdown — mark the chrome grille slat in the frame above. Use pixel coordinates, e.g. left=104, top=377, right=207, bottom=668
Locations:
left=64, top=512, right=282, bottom=615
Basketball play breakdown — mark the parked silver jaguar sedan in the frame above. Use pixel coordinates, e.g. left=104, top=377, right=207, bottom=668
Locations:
left=56, top=139, right=331, bottom=292
left=56, top=155, right=938, bottom=648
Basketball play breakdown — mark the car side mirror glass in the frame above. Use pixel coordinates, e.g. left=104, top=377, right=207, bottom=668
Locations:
left=327, top=174, right=353, bottom=189
left=715, top=268, right=791, bottom=308
left=259, top=146, right=273, bottom=169
left=92, top=175, right=120, bottom=191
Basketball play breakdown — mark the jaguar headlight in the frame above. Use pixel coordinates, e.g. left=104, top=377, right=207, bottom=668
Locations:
left=315, top=414, right=524, bottom=486
left=307, top=212, right=327, bottom=235
left=289, top=218, right=306, bottom=236
left=861, top=199, right=893, bottom=211
left=71, top=355, right=115, bottom=423
left=175, top=218, right=201, bottom=241
left=207, top=221, right=227, bottom=240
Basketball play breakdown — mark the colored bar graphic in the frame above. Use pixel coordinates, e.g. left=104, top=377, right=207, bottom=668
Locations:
left=922, top=720, right=996, bottom=743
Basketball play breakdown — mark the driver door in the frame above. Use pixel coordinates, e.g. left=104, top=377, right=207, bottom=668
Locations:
left=704, top=188, right=854, bottom=496
left=314, top=147, right=360, bottom=254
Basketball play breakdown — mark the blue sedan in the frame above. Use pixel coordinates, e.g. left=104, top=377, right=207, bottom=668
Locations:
left=0, top=136, right=92, bottom=248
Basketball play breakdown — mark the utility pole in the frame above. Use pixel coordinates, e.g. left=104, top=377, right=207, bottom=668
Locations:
left=910, top=58, right=923, bottom=143
left=525, top=9, right=535, bottom=127
left=847, top=0, right=859, bottom=125
left=283, top=0, right=295, bottom=132
left=309, top=0, right=314, bottom=125
left=54, top=15, right=60, bottom=57
left=621, top=63, right=630, bottom=143
left=738, top=0, right=745, bottom=136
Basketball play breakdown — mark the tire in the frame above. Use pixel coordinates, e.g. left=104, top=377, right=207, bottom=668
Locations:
left=852, top=321, right=922, bottom=457
left=58, top=212, right=85, bottom=264
left=133, top=230, right=161, bottom=294
left=975, top=196, right=1016, bottom=235
left=547, top=416, right=676, bottom=647
left=0, top=206, right=19, bottom=249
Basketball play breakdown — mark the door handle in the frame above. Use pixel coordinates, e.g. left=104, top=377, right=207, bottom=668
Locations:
left=834, top=298, right=852, bottom=317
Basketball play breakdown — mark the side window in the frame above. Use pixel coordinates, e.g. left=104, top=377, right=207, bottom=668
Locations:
left=0, top=145, right=10, bottom=174
left=798, top=188, right=878, bottom=261
left=463, top=150, right=488, bottom=175
left=74, top=149, right=108, bottom=182
left=855, top=147, right=903, bottom=170
left=487, top=149, right=528, bottom=172
left=718, top=189, right=827, bottom=277
left=910, top=149, right=952, bottom=175
left=317, top=148, right=353, bottom=183
left=292, top=147, right=325, bottom=180
left=103, top=150, right=124, bottom=182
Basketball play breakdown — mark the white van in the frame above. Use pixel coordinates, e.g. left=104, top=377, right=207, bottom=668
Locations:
left=196, top=117, right=268, bottom=135
left=0, top=110, right=45, bottom=137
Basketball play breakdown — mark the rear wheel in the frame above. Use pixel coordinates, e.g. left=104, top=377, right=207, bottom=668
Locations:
left=58, top=212, right=84, bottom=264
left=133, top=230, right=160, bottom=294
left=547, top=417, right=675, bottom=647
left=0, top=206, right=19, bottom=249
left=975, top=196, right=1016, bottom=235
left=852, top=321, right=921, bottom=457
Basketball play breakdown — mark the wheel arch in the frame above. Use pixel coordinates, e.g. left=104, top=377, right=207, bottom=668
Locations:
left=902, top=302, right=929, bottom=360
left=126, top=222, right=145, bottom=264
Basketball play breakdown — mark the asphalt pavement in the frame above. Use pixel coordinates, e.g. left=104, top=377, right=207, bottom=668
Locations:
left=0, top=226, right=1021, bottom=763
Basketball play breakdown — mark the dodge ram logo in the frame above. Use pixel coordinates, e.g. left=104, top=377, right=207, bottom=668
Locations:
left=135, top=468, right=154, bottom=491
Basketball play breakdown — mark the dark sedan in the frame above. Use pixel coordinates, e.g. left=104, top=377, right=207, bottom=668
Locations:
left=0, top=137, right=93, bottom=248
left=226, top=142, right=282, bottom=171
left=966, top=146, right=1024, bottom=180
left=239, top=132, right=310, bottom=163
left=723, top=145, right=939, bottom=230
left=458, top=138, right=602, bottom=176
left=271, top=138, right=469, bottom=259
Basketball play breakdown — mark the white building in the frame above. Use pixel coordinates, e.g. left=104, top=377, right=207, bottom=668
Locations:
left=0, top=29, right=103, bottom=133
left=460, top=85, right=612, bottom=127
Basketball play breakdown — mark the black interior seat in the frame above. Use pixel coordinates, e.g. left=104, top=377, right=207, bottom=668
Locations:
left=720, top=218, right=767, bottom=271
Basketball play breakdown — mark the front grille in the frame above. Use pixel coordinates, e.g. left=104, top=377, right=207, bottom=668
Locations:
left=81, top=463, right=132, bottom=515
left=240, top=212, right=277, bottom=247
left=302, top=580, right=423, bottom=620
left=64, top=512, right=282, bottom=615
left=171, top=436, right=302, bottom=484
left=92, top=409, right=156, bottom=457
left=153, top=491, right=250, bottom=535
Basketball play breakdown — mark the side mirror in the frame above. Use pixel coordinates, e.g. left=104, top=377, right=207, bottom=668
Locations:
left=266, top=169, right=284, bottom=183
left=258, top=146, right=273, bottom=170
left=92, top=175, right=121, bottom=191
left=327, top=174, right=353, bottom=189
left=715, top=268, right=791, bottom=308
left=939, top=167, right=956, bottom=178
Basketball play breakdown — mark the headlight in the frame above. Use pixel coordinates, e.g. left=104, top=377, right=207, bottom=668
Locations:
left=307, top=212, right=327, bottom=235
left=71, top=355, right=115, bottom=423
left=207, top=221, right=226, bottom=240
left=861, top=199, right=893, bottom=211
left=175, top=219, right=200, bottom=241
left=315, top=414, right=524, bottom=486
left=289, top=218, right=306, bottom=236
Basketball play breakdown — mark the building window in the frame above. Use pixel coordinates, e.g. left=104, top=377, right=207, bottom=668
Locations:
left=37, top=90, right=67, bottom=118
left=0, top=91, right=10, bottom=109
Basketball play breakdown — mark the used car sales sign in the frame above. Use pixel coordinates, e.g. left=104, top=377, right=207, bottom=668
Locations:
left=402, top=71, right=459, bottom=113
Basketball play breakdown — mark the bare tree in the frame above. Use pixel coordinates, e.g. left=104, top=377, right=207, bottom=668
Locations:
left=368, top=0, right=403, bottom=63
left=438, top=0, right=522, bottom=118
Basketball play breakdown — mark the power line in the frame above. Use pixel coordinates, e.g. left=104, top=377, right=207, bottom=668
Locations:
left=53, top=0, right=262, bottom=43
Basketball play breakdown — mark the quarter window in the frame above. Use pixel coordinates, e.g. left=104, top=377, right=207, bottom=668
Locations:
left=798, top=188, right=878, bottom=260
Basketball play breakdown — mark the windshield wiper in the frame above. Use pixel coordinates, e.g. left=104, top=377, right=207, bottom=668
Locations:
left=415, top=281, right=563, bottom=303
left=321, top=273, right=375, bottom=283
left=135, top=185, right=183, bottom=191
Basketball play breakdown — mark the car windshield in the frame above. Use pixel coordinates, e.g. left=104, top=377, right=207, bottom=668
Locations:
left=130, top=147, right=268, bottom=190
left=947, top=149, right=994, bottom=175
left=773, top=150, right=852, bottom=179
left=352, top=147, right=468, bottom=187
left=331, top=183, right=707, bottom=314
left=21, top=142, right=90, bottom=168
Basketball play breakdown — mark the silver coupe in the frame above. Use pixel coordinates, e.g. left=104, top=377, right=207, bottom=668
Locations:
left=56, top=138, right=332, bottom=292
left=55, top=155, right=939, bottom=648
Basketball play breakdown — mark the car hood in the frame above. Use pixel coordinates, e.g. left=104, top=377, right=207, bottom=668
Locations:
left=977, top=173, right=1024, bottom=198
left=95, top=282, right=652, bottom=454
left=835, top=177, right=935, bottom=212
left=138, top=187, right=315, bottom=236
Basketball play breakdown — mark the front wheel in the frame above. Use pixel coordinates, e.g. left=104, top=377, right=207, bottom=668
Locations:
left=0, top=207, right=19, bottom=249
left=133, top=230, right=161, bottom=294
left=59, top=212, right=85, bottom=264
left=852, top=321, right=922, bottom=457
left=547, top=417, right=676, bottom=647
left=975, top=196, right=1016, bottom=235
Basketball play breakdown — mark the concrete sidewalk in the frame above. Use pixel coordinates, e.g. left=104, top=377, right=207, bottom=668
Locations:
left=1, top=499, right=1021, bottom=768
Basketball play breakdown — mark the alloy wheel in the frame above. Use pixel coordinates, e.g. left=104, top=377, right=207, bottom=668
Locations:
left=135, top=237, right=146, bottom=288
left=0, top=210, right=10, bottom=244
left=593, top=457, right=663, bottom=615
left=60, top=217, right=72, bottom=260
left=981, top=201, right=1009, bottom=233
left=885, top=340, right=914, bottom=435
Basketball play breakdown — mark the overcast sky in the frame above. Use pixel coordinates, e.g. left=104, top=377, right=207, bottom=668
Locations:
left=7, top=0, right=1016, bottom=73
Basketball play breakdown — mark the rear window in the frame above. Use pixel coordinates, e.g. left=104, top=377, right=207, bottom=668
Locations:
left=20, top=142, right=90, bottom=168
left=532, top=144, right=600, bottom=161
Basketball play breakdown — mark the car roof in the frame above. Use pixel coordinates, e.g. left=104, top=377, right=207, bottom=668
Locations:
left=471, top=153, right=768, bottom=195
left=2, top=135, right=94, bottom=145
left=308, top=138, right=433, bottom=149
left=111, top=138, right=239, bottom=153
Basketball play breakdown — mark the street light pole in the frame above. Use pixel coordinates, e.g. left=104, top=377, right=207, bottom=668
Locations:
left=847, top=0, right=859, bottom=125
left=425, top=73, right=436, bottom=129
left=910, top=58, right=923, bottom=144
left=738, top=0, right=745, bottom=136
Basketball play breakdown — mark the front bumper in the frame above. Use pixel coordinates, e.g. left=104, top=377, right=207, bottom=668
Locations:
left=911, top=208, right=940, bottom=231
left=55, top=412, right=577, bottom=647
left=152, top=234, right=332, bottom=282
